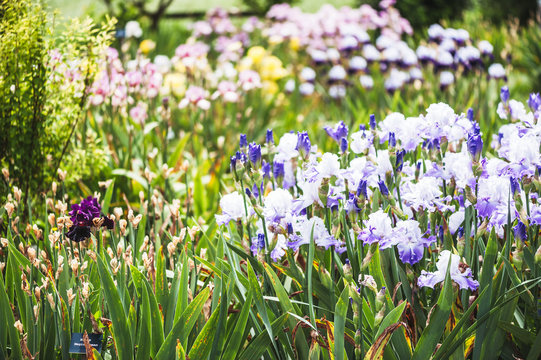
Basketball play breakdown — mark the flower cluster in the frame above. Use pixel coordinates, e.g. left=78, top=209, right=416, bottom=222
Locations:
left=217, top=90, right=541, bottom=291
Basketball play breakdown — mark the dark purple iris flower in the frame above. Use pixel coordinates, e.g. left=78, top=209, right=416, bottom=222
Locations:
left=467, top=132, right=483, bottom=162
left=67, top=196, right=113, bottom=242
left=266, top=129, right=274, bottom=144
left=514, top=221, right=527, bottom=242
left=500, top=86, right=510, bottom=103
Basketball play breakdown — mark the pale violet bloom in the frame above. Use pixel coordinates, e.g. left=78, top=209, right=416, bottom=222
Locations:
left=358, top=210, right=393, bottom=247
left=418, top=250, right=479, bottom=290
left=263, top=189, right=294, bottom=222
left=215, top=192, right=248, bottom=225
left=359, top=75, right=374, bottom=89
left=350, top=129, right=374, bottom=154
left=275, top=132, right=299, bottom=160
left=392, top=220, right=435, bottom=265
left=289, top=216, right=342, bottom=251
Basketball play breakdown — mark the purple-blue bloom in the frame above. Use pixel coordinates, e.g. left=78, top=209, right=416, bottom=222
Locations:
left=467, top=132, right=483, bottom=162
left=418, top=250, right=479, bottom=291
left=296, top=131, right=311, bottom=158
left=266, top=129, right=274, bottom=144
left=248, top=142, right=262, bottom=168
left=500, top=85, right=510, bottom=103
left=240, top=133, right=248, bottom=148
left=324, top=121, right=349, bottom=142
left=369, top=114, right=376, bottom=130
left=378, top=180, right=389, bottom=196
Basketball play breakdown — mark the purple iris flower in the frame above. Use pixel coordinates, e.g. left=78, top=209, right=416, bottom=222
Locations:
left=240, top=133, right=248, bottom=148
left=500, top=86, right=510, bottom=103
left=230, top=155, right=237, bottom=173
left=262, top=161, right=271, bottom=179
left=467, top=132, right=483, bottom=162
left=418, top=250, right=479, bottom=291
left=248, top=142, right=262, bottom=168
left=378, top=180, right=389, bottom=196
left=324, top=121, right=349, bottom=142
left=340, top=138, right=348, bottom=153
left=388, top=132, right=396, bottom=147
left=296, top=131, right=311, bottom=159
left=528, top=93, right=541, bottom=112
left=510, top=177, right=520, bottom=196
left=67, top=196, right=113, bottom=242
left=467, top=108, right=474, bottom=121
left=273, top=160, right=285, bottom=181
left=357, top=179, right=368, bottom=199
left=266, top=129, right=274, bottom=144
left=514, top=221, right=527, bottom=242
left=369, top=114, right=376, bottom=130
left=251, top=233, right=266, bottom=255
left=395, top=150, right=405, bottom=172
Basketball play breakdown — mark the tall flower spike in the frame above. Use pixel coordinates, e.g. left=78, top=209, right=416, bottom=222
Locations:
left=467, top=108, right=474, bottom=122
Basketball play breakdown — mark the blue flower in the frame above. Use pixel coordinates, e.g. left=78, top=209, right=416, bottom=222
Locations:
left=467, top=108, right=474, bottom=121
left=395, top=150, right=405, bottom=172
left=340, top=138, right=348, bottom=153
left=388, top=132, right=396, bottom=147
left=296, top=131, right=311, bottom=159
left=251, top=233, right=266, bottom=255
left=324, top=121, right=349, bottom=142
left=369, top=114, right=376, bottom=130
left=240, top=133, right=248, bottom=148
left=467, top=132, right=483, bottom=162
left=273, top=160, right=285, bottom=181
left=528, top=93, right=541, bottom=112
left=378, top=180, right=389, bottom=196
left=266, top=129, right=274, bottom=144
left=356, top=179, right=368, bottom=199
left=248, top=142, right=262, bottom=168
left=510, top=177, right=520, bottom=196
left=514, top=221, right=527, bottom=242
left=67, top=196, right=113, bottom=242
left=262, top=161, right=271, bottom=179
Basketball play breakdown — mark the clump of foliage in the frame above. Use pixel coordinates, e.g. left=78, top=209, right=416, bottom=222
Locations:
left=0, top=0, right=115, bottom=206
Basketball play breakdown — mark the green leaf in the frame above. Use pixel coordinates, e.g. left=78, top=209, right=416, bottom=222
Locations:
left=412, top=256, right=454, bottom=360
left=237, top=313, right=290, bottom=360
left=136, top=284, right=152, bottom=360
left=155, top=287, right=210, bottom=360
left=376, top=301, right=407, bottom=339
left=187, top=304, right=220, bottom=359
left=0, top=272, right=22, bottom=360
left=101, top=179, right=115, bottom=215
left=334, top=287, right=350, bottom=360
left=247, top=261, right=280, bottom=357
left=222, top=292, right=253, bottom=360
left=96, top=256, right=133, bottom=360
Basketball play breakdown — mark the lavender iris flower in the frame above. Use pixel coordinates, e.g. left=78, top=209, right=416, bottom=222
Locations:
left=500, top=86, right=510, bottom=103
left=324, top=121, right=349, bottom=142
left=418, top=250, right=479, bottom=291
left=262, top=161, right=271, bottom=179
left=251, top=233, right=266, bottom=255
